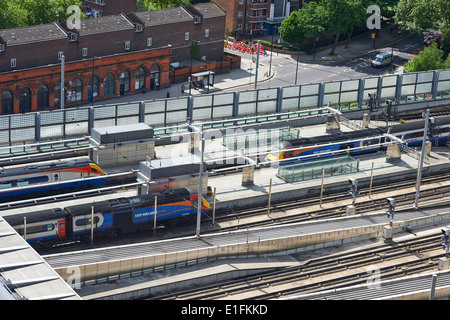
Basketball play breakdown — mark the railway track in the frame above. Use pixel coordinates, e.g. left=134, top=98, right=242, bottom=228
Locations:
left=36, top=170, right=450, bottom=254
left=200, top=171, right=450, bottom=232
left=149, top=233, right=445, bottom=300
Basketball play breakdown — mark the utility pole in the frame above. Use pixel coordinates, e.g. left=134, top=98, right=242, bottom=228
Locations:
left=254, top=40, right=260, bottom=90
left=196, top=125, right=205, bottom=238
left=414, top=109, right=430, bottom=209
left=61, top=54, right=65, bottom=110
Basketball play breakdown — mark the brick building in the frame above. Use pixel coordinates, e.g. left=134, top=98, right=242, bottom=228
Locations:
left=215, top=0, right=305, bottom=37
left=0, top=2, right=226, bottom=115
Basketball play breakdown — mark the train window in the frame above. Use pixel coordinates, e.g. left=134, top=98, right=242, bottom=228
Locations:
left=75, top=216, right=100, bottom=227
left=0, top=181, right=12, bottom=189
left=27, top=176, right=49, bottom=184
left=17, top=179, right=30, bottom=187
left=91, top=167, right=98, bottom=173
left=18, top=223, right=55, bottom=235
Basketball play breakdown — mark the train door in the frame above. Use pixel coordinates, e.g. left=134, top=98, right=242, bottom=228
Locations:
left=113, top=210, right=133, bottom=233
left=58, top=220, right=66, bottom=238
left=191, top=198, right=198, bottom=215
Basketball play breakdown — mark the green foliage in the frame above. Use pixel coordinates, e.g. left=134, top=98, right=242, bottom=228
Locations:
left=144, top=0, right=189, bottom=10
left=394, top=0, right=450, bottom=33
left=279, top=10, right=305, bottom=45
left=441, top=27, right=450, bottom=57
left=190, top=41, right=200, bottom=60
left=279, top=0, right=369, bottom=55
left=404, top=43, right=449, bottom=72
left=0, top=0, right=83, bottom=29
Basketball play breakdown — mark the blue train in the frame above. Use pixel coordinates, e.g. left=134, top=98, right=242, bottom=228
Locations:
left=0, top=158, right=107, bottom=202
left=4, top=188, right=210, bottom=245
left=266, top=116, right=450, bottom=164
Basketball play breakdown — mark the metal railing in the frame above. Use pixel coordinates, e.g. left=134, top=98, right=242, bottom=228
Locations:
left=0, top=69, right=449, bottom=146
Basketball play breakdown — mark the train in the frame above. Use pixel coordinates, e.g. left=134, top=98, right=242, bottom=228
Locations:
left=3, top=188, right=210, bottom=245
left=265, top=116, right=450, bottom=165
left=0, top=158, right=106, bottom=202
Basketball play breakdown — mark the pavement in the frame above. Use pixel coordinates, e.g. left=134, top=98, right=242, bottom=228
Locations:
left=93, top=23, right=418, bottom=106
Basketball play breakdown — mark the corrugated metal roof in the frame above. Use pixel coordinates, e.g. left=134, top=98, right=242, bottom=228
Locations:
left=0, top=216, right=81, bottom=300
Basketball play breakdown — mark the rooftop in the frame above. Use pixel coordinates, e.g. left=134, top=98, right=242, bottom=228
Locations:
left=76, top=14, right=134, bottom=35
left=0, top=22, right=67, bottom=45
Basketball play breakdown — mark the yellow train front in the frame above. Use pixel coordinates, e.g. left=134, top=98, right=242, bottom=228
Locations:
left=0, top=157, right=106, bottom=202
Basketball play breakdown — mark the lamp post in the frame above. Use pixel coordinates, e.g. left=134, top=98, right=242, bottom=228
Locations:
left=288, top=44, right=300, bottom=85
left=60, top=54, right=65, bottom=110
left=414, top=109, right=430, bottom=209
left=189, top=40, right=200, bottom=96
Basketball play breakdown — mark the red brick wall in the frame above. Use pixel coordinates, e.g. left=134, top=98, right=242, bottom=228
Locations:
left=0, top=47, right=171, bottom=115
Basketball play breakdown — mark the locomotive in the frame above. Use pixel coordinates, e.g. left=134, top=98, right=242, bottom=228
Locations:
left=266, top=116, right=450, bottom=164
left=0, top=157, right=106, bottom=201
left=3, top=188, right=210, bottom=245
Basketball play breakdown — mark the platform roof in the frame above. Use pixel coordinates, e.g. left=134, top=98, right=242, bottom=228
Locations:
left=0, top=216, right=81, bottom=300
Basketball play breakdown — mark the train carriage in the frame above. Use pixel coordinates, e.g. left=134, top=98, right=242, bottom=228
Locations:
left=0, top=158, right=106, bottom=201
left=266, top=116, right=450, bottom=164
left=4, top=209, right=67, bottom=243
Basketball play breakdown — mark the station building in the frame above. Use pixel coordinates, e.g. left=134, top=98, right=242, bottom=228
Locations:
left=0, top=2, right=226, bottom=114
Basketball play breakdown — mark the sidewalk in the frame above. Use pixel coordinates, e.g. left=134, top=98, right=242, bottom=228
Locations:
left=93, top=23, right=416, bottom=106
left=298, top=23, right=412, bottom=62
left=92, top=55, right=272, bottom=106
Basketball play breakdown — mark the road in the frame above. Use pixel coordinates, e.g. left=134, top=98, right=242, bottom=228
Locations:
left=227, top=33, right=424, bottom=91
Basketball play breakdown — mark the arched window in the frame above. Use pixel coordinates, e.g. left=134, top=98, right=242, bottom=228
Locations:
left=19, top=88, right=31, bottom=113
left=104, top=73, right=115, bottom=97
left=150, top=64, right=161, bottom=90
left=1, top=91, right=14, bottom=115
left=37, top=84, right=49, bottom=109
left=120, top=70, right=131, bottom=94
left=72, top=78, right=83, bottom=102
left=88, top=76, right=100, bottom=101
left=135, top=67, right=146, bottom=91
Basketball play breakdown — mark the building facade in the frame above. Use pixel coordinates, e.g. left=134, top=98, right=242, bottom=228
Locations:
left=215, top=0, right=304, bottom=37
left=0, top=2, right=226, bottom=115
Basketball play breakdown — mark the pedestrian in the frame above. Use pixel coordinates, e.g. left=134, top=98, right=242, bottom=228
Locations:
left=181, top=84, right=185, bottom=94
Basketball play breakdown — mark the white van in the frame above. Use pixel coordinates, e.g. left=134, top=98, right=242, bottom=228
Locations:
left=371, top=51, right=393, bottom=68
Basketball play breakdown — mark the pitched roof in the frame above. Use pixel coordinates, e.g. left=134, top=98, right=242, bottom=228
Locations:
left=192, top=2, right=226, bottom=18
left=133, top=7, right=193, bottom=26
left=76, top=14, right=134, bottom=35
left=0, top=22, right=67, bottom=46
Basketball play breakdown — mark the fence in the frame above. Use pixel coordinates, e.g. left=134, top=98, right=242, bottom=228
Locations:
left=1, top=69, right=449, bottom=146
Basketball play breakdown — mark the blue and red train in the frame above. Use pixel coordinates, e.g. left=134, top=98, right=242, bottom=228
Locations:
left=4, top=188, right=210, bottom=245
left=0, top=158, right=106, bottom=202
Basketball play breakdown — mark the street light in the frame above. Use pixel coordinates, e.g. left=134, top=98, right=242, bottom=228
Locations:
left=189, top=40, right=200, bottom=96
left=289, top=44, right=300, bottom=85
left=414, top=109, right=430, bottom=209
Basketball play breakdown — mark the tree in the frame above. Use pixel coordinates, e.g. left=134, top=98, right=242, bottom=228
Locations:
left=0, top=0, right=83, bottom=29
left=320, top=0, right=368, bottom=55
left=404, top=43, right=447, bottom=72
left=144, top=0, right=189, bottom=10
left=394, top=0, right=450, bottom=33
left=190, top=41, right=200, bottom=60
left=279, top=10, right=306, bottom=45
left=296, top=1, right=327, bottom=37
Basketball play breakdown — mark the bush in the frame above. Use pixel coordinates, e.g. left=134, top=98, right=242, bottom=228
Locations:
left=404, top=43, right=448, bottom=72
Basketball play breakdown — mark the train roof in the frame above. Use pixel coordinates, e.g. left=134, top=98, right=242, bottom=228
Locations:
left=287, top=127, right=384, bottom=146
left=285, top=115, right=450, bottom=147
left=65, top=188, right=195, bottom=217
left=0, top=158, right=94, bottom=178
left=389, top=115, right=450, bottom=134
left=3, top=208, right=66, bottom=226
